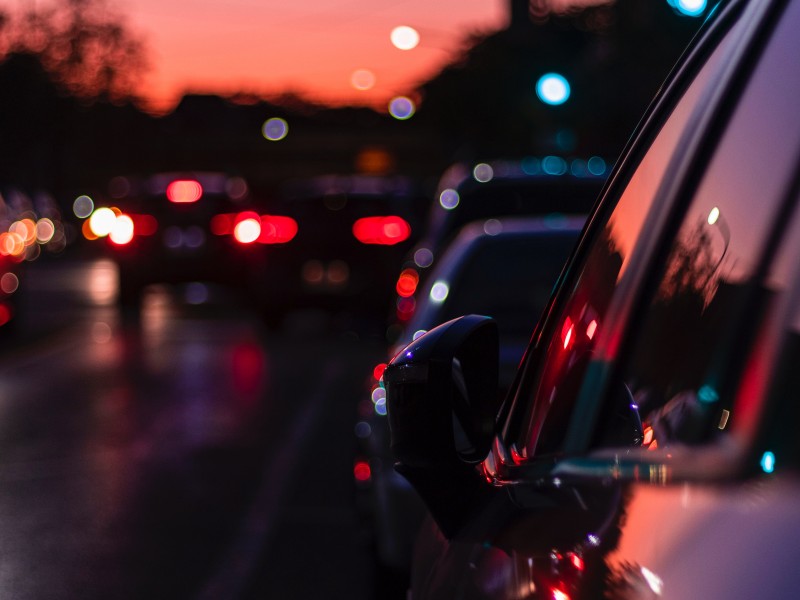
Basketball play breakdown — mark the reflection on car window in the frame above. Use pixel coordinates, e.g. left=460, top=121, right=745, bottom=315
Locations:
left=762, top=197, right=800, bottom=469
left=439, top=232, right=579, bottom=338
left=594, top=0, right=800, bottom=453
left=514, top=21, right=737, bottom=462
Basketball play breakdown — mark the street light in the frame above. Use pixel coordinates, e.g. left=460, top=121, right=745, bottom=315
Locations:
left=390, top=26, right=420, bottom=50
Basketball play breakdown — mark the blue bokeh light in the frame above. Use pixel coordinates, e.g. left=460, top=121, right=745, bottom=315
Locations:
left=536, top=73, right=571, bottom=106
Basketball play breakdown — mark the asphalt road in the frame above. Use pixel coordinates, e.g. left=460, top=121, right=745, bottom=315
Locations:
left=0, top=253, right=388, bottom=599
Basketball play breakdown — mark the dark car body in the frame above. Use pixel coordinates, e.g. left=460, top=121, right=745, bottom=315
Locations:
left=383, top=1, right=800, bottom=598
left=356, top=216, right=584, bottom=577
left=256, top=175, right=427, bottom=328
left=390, top=160, right=604, bottom=330
left=84, top=172, right=268, bottom=307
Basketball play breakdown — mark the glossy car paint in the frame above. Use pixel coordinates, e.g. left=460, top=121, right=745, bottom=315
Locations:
left=392, top=1, right=800, bottom=598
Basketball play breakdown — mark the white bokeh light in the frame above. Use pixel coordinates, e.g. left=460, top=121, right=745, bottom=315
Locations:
left=390, top=26, right=420, bottom=50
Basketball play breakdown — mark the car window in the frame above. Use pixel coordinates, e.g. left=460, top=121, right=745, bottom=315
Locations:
left=510, top=11, right=742, bottom=462
left=761, top=198, right=800, bottom=470
left=592, top=0, right=800, bottom=453
left=438, top=232, right=579, bottom=338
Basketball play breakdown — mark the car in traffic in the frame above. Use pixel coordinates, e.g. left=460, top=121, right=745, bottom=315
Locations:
left=0, top=187, right=68, bottom=329
left=80, top=172, right=273, bottom=308
left=256, top=174, right=427, bottom=330
left=355, top=215, right=585, bottom=585
left=382, top=0, right=800, bottom=597
left=390, top=158, right=604, bottom=331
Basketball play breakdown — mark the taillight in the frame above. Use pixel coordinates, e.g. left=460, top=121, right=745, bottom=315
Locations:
left=109, top=214, right=134, bottom=245
left=257, top=215, right=298, bottom=244
left=167, top=180, right=203, bottom=203
left=234, top=217, right=261, bottom=244
left=395, top=268, right=419, bottom=297
left=352, top=216, right=411, bottom=245
left=129, top=214, right=158, bottom=236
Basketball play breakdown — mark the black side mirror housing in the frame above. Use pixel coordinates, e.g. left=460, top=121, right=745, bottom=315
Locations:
left=383, top=314, right=500, bottom=537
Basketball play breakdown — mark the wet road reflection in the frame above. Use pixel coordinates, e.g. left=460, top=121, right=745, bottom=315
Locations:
left=0, top=256, right=381, bottom=599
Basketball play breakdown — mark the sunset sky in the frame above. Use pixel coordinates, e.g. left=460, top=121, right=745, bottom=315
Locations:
left=121, top=0, right=509, bottom=114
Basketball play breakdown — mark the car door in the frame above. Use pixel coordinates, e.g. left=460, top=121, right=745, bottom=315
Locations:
left=409, top=0, right=800, bottom=597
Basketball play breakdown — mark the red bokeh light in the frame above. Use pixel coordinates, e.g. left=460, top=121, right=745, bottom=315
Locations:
left=396, top=268, right=419, bottom=298
left=352, top=216, right=411, bottom=245
left=167, top=180, right=203, bottom=203
left=372, top=363, right=387, bottom=381
left=258, top=215, right=298, bottom=244
left=353, top=460, right=372, bottom=483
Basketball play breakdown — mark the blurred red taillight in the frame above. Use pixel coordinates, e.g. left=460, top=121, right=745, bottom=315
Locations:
left=352, top=216, right=411, bottom=245
left=167, top=180, right=203, bottom=203
left=109, top=214, right=135, bottom=245
left=353, top=460, right=371, bottom=483
left=396, top=268, right=419, bottom=297
left=234, top=216, right=262, bottom=244
left=258, top=215, right=298, bottom=244
left=129, top=214, right=158, bottom=236
left=212, top=213, right=297, bottom=244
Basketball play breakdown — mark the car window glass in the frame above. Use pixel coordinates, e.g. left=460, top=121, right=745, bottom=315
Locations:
left=594, top=0, right=800, bottom=452
left=439, top=232, right=579, bottom=337
left=513, top=20, right=739, bottom=461
left=761, top=198, right=800, bottom=468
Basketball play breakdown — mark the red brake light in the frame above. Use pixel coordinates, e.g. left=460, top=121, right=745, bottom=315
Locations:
left=258, top=215, right=298, bottom=244
left=353, top=216, right=411, bottom=245
left=211, top=213, right=236, bottom=235
left=234, top=212, right=262, bottom=244
left=372, top=363, right=387, bottom=381
left=129, top=214, right=158, bottom=236
left=167, top=180, right=203, bottom=203
left=109, top=214, right=135, bottom=245
left=353, top=460, right=371, bottom=483
left=396, top=268, right=419, bottom=298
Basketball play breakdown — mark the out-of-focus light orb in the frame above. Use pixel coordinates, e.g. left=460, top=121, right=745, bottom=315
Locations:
left=389, top=96, right=415, bottom=120
left=707, top=206, right=720, bottom=225
left=234, top=218, right=261, bottom=244
left=390, top=26, right=420, bottom=50
left=10, top=219, right=36, bottom=246
left=374, top=397, right=387, bottom=416
left=185, top=282, right=209, bottom=305
left=109, top=214, right=134, bottom=245
left=262, top=117, right=289, bottom=141
left=73, top=195, right=94, bottom=219
left=543, top=155, right=568, bottom=175
left=91, top=321, right=113, bottom=344
left=0, top=272, right=19, bottom=294
left=536, top=73, right=571, bottom=106
left=354, top=421, right=372, bottom=439
left=371, top=386, right=386, bottom=404
left=588, top=156, right=607, bottom=176
left=414, top=248, right=434, bottom=268
left=412, top=329, right=427, bottom=341
left=226, top=177, right=249, bottom=200
left=439, top=188, right=460, bottom=210
left=89, top=207, right=117, bottom=237
left=522, top=157, right=541, bottom=175
left=674, top=0, right=707, bottom=16
left=430, top=281, right=449, bottom=303
left=35, top=218, right=55, bottom=244
left=761, top=451, right=776, bottom=474
left=473, top=163, right=494, bottom=183
left=351, top=69, right=376, bottom=91
left=484, top=219, right=503, bottom=236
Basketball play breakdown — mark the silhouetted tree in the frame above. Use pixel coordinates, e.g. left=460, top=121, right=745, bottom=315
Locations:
left=0, top=0, right=147, bottom=104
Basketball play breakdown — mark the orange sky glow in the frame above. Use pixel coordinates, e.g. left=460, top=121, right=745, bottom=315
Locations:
left=122, top=0, right=510, bottom=114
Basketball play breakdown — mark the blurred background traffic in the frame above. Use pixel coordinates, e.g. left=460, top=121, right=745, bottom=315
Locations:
left=0, top=0, right=710, bottom=598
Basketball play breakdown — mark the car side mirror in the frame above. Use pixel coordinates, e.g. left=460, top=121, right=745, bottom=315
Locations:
left=383, top=314, right=500, bottom=537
